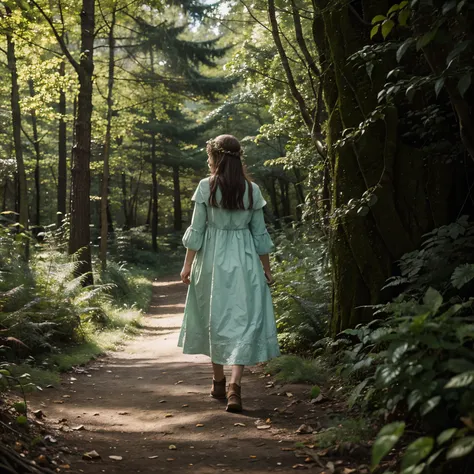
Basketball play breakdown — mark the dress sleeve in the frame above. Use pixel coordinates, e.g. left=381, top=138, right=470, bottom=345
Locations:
left=182, top=182, right=207, bottom=251
left=249, top=208, right=274, bottom=255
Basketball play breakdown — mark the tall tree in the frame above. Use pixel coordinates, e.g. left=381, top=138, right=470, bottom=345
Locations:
left=31, top=0, right=95, bottom=283
left=99, top=1, right=117, bottom=270
left=3, top=6, right=29, bottom=254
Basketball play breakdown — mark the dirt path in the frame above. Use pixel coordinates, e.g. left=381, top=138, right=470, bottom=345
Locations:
left=28, top=278, right=344, bottom=473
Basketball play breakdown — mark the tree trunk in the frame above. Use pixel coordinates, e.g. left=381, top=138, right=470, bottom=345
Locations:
left=268, top=177, right=281, bottom=228
left=151, top=152, right=158, bottom=252
left=100, top=4, right=116, bottom=271
left=310, top=0, right=462, bottom=334
left=68, top=0, right=95, bottom=285
left=172, top=165, right=182, bottom=231
left=58, top=60, right=67, bottom=227
left=146, top=187, right=152, bottom=227
left=6, top=11, right=29, bottom=257
left=121, top=172, right=130, bottom=230
left=27, top=79, right=41, bottom=229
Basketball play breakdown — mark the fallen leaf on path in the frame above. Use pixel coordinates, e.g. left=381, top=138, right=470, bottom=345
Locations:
left=343, top=469, right=357, bottom=474
left=175, top=380, right=183, bottom=384
left=137, top=377, right=143, bottom=380
left=118, top=412, right=130, bottom=415
left=266, top=418, right=272, bottom=423
left=286, top=392, right=294, bottom=398
left=196, top=424, right=204, bottom=427
left=182, top=404, right=189, bottom=407
left=281, top=448, right=295, bottom=452
left=166, top=458, right=175, bottom=461
left=256, top=425, right=271, bottom=430
left=72, top=425, right=85, bottom=431
left=53, top=400, right=64, bottom=404
left=59, top=464, right=70, bottom=469
left=159, top=400, right=167, bottom=403
left=165, top=414, right=173, bottom=418
left=109, top=456, right=123, bottom=461
left=33, top=410, right=44, bottom=418
left=234, top=423, right=246, bottom=427
left=326, top=461, right=335, bottom=473
left=296, top=424, right=314, bottom=434
left=168, top=445, right=177, bottom=450
left=93, top=413, right=100, bottom=416
left=83, top=450, right=101, bottom=460
left=249, top=455, right=257, bottom=459
left=44, top=435, right=57, bottom=444
left=148, top=456, right=159, bottom=459
left=292, top=464, right=308, bottom=469
left=62, top=395, right=71, bottom=398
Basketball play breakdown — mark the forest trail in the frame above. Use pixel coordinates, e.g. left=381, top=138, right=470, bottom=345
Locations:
left=28, top=278, right=344, bottom=474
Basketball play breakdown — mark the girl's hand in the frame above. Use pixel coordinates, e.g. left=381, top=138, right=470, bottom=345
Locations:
left=264, top=270, right=274, bottom=286
left=180, top=263, right=192, bottom=285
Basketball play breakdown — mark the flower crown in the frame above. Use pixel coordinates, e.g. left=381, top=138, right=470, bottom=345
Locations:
left=206, top=138, right=243, bottom=158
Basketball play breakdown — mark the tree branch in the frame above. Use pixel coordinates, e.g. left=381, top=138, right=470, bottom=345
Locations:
left=29, top=0, right=79, bottom=72
left=267, top=0, right=313, bottom=131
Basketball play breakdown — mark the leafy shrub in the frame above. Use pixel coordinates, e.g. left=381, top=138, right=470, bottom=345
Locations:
left=327, top=218, right=474, bottom=473
left=272, top=226, right=331, bottom=352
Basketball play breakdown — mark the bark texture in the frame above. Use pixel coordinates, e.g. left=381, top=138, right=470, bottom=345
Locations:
left=68, top=0, right=95, bottom=285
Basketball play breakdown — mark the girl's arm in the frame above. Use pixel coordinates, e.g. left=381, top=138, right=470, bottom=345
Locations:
left=181, top=249, right=196, bottom=285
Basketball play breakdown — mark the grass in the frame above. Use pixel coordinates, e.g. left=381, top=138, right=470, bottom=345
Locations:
left=313, top=416, right=375, bottom=448
left=266, top=355, right=328, bottom=384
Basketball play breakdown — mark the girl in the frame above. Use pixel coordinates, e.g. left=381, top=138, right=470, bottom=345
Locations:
left=178, top=134, right=280, bottom=413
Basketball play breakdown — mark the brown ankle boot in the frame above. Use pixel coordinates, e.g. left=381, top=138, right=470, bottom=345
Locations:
left=210, top=377, right=226, bottom=399
left=226, top=383, right=242, bottom=412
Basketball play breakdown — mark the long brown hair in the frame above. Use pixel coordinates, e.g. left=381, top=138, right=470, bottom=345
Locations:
left=207, top=135, right=253, bottom=210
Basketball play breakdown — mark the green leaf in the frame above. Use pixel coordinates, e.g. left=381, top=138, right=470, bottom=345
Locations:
left=13, top=402, right=27, bottom=414
left=401, top=437, right=434, bottom=469
left=406, top=84, right=417, bottom=102
left=420, top=396, right=441, bottom=416
left=382, top=19, right=395, bottom=39
left=310, top=385, right=321, bottom=399
left=446, top=437, right=474, bottom=459
left=397, top=38, right=414, bottom=62
left=435, top=77, right=445, bottom=97
left=458, top=73, right=472, bottom=98
left=372, top=422, right=405, bottom=468
left=427, top=448, right=444, bottom=465
left=451, top=264, right=474, bottom=289
left=445, top=371, right=474, bottom=389
left=407, top=389, right=423, bottom=411
left=443, top=358, right=474, bottom=374
left=398, top=7, right=411, bottom=26
left=348, top=379, right=369, bottom=409
left=372, top=14, right=387, bottom=24
left=400, top=464, right=426, bottom=474
left=366, top=62, right=374, bottom=79
left=442, top=0, right=457, bottom=14
left=0, top=369, right=11, bottom=376
left=423, top=287, right=442, bottom=313
left=446, top=40, right=472, bottom=66
left=388, top=4, right=401, bottom=15
left=371, top=25, right=380, bottom=39
left=416, top=29, right=437, bottom=50
left=16, top=415, right=28, bottom=425
left=437, top=428, right=457, bottom=445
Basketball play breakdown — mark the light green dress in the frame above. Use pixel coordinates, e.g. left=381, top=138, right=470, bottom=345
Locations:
left=178, top=177, right=281, bottom=365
